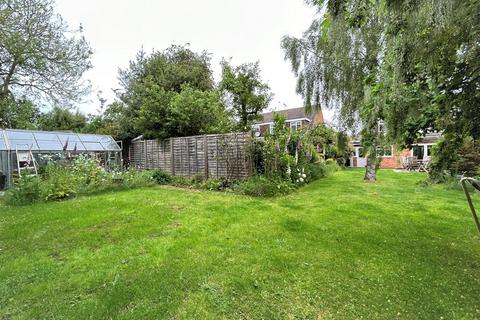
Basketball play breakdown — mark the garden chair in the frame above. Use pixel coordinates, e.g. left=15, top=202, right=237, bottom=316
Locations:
left=418, top=158, right=429, bottom=172
left=400, top=156, right=409, bottom=171
left=461, top=177, right=480, bottom=235
left=408, top=157, right=419, bottom=171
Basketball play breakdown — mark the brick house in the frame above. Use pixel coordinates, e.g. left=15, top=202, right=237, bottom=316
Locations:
left=252, top=107, right=324, bottom=137
left=350, top=133, right=442, bottom=169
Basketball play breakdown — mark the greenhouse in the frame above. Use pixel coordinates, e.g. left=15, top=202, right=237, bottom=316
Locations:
left=0, top=129, right=122, bottom=190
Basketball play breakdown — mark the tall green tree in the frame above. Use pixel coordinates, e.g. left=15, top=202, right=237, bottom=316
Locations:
left=0, top=0, right=92, bottom=104
left=377, top=0, right=480, bottom=179
left=283, top=0, right=479, bottom=181
left=219, top=60, right=272, bottom=131
left=38, top=106, right=87, bottom=132
left=116, top=45, right=231, bottom=139
left=282, top=1, right=385, bottom=181
left=0, top=97, right=39, bottom=129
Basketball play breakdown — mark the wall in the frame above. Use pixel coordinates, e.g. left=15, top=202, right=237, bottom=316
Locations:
left=129, top=133, right=252, bottom=180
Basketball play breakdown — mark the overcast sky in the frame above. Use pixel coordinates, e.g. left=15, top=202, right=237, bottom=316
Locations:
left=54, top=0, right=331, bottom=120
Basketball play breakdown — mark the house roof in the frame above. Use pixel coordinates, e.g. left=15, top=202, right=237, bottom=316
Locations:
left=417, top=132, right=442, bottom=144
left=258, top=107, right=315, bottom=124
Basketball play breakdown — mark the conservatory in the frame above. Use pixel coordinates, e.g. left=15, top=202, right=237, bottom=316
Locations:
left=0, top=129, right=122, bottom=190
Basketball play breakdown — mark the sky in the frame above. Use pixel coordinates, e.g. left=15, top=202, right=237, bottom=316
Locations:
left=54, top=0, right=332, bottom=120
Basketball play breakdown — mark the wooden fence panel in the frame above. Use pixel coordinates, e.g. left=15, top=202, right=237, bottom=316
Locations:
left=129, top=133, right=251, bottom=180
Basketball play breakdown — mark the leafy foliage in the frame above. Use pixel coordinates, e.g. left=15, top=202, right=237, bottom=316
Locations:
left=38, top=106, right=87, bottom=132
left=0, top=0, right=92, bottom=105
left=219, top=60, right=272, bottom=131
left=150, top=169, right=173, bottom=185
left=3, top=155, right=153, bottom=206
left=114, top=45, right=229, bottom=139
left=284, top=0, right=479, bottom=181
left=281, top=0, right=384, bottom=181
left=0, top=97, right=39, bottom=129
left=3, top=175, right=42, bottom=205
left=232, top=176, right=295, bottom=197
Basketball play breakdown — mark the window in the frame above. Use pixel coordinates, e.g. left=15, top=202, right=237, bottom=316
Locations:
left=269, top=124, right=274, bottom=134
left=252, top=125, right=260, bottom=136
left=289, top=120, right=302, bottom=131
left=412, top=145, right=424, bottom=159
left=376, top=146, right=393, bottom=157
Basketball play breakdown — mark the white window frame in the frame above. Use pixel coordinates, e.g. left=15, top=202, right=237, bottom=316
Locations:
left=289, top=120, right=303, bottom=131
left=377, top=146, right=393, bottom=158
left=411, top=143, right=434, bottom=160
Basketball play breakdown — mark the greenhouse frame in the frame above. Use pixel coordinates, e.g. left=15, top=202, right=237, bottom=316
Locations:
left=0, top=129, right=122, bottom=190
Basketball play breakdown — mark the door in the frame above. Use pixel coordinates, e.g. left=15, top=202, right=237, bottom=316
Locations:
left=356, top=147, right=366, bottom=167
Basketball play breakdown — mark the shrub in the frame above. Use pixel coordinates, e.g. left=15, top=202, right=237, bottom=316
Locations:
left=72, top=155, right=108, bottom=187
left=43, top=162, right=78, bottom=201
left=196, top=177, right=231, bottom=191
left=4, top=156, right=159, bottom=206
left=325, top=160, right=341, bottom=175
left=4, top=175, right=43, bottom=206
left=304, top=162, right=327, bottom=182
left=170, top=176, right=192, bottom=187
left=150, top=169, right=173, bottom=185
left=121, top=169, right=155, bottom=189
left=233, top=176, right=295, bottom=197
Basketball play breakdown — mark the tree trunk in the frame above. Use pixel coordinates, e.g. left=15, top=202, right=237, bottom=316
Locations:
left=364, top=153, right=377, bottom=182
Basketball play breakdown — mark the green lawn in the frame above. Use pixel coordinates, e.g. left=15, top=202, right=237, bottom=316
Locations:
left=1, top=169, right=479, bottom=319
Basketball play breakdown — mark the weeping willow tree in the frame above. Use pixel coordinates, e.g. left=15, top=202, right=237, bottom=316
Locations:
left=283, top=0, right=479, bottom=181
left=378, top=0, right=480, bottom=180
left=282, top=1, right=387, bottom=181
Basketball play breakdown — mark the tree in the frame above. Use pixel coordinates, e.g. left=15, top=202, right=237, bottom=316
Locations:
left=167, top=85, right=233, bottom=137
left=284, top=0, right=480, bottom=181
left=84, top=102, right=126, bottom=139
left=0, top=0, right=92, bottom=105
left=282, top=1, right=385, bottom=181
left=376, top=0, right=480, bottom=180
left=0, top=97, right=39, bottom=129
left=38, top=106, right=87, bottom=132
left=219, top=60, right=272, bottom=131
left=116, top=45, right=231, bottom=139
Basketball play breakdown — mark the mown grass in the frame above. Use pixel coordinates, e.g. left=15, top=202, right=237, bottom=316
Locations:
left=1, top=169, right=479, bottom=319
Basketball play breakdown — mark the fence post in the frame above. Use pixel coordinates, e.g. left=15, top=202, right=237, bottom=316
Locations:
left=186, top=137, right=190, bottom=176
left=204, top=136, right=208, bottom=179
left=170, top=138, right=175, bottom=175
left=143, top=140, right=147, bottom=170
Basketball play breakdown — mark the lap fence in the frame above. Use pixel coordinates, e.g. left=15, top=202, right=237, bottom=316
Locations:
left=129, top=133, right=252, bottom=180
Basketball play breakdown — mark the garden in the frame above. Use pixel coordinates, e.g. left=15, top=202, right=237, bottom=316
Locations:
left=2, top=115, right=345, bottom=205
left=1, top=0, right=479, bottom=318
left=1, top=169, right=479, bottom=319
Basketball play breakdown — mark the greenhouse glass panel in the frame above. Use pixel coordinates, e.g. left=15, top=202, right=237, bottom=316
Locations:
left=79, top=134, right=101, bottom=142
left=82, top=142, right=105, bottom=151
left=101, top=140, right=121, bottom=151
left=97, top=135, right=121, bottom=151
left=0, top=133, right=6, bottom=150
left=36, top=140, right=64, bottom=150
left=34, top=132, right=63, bottom=151
left=57, top=134, right=87, bottom=151
left=6, top=130, right=39, bottom=150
